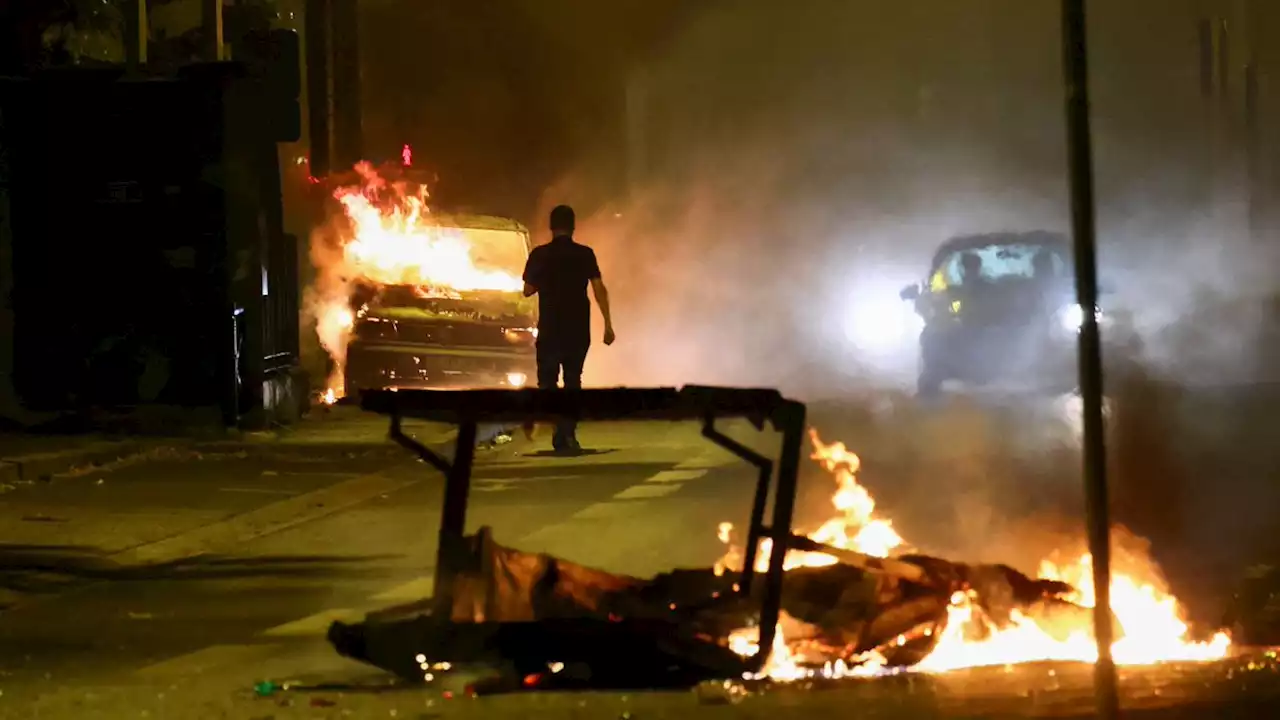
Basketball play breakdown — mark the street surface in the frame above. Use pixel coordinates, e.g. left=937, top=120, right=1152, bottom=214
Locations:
left=0, top=388, right=1276, bottom=718
left=0, top=411, right=758, bottom=717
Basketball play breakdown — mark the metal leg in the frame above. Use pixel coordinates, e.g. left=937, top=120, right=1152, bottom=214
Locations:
left=435, top=421, right=477, bottom=596
left=751, top=401, right=805, bottom=673
left=389, top=412, right=451, bottom=473
left=701, top=417, right=772, bottom=597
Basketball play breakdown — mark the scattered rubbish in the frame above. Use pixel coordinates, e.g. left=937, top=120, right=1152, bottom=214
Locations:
left=309, top=697, right=337, bottom=708
left=262, top=470, right=279, bottom=476
left=253, top=681, right=279, bottom=697
left=127, top=612, right=154, bottom=620
left=95, top=478, right=105, bottom=486
left=0, top=483, right=14, bottom=495
left=492, top=434, right=513, bottom=446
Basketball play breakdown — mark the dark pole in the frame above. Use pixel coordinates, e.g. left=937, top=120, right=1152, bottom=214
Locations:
left=331, top=0, right=363, bottom=168
left=305, top=0, right=332, bottom=178
left=1059, top=2, right=1118, bottom=718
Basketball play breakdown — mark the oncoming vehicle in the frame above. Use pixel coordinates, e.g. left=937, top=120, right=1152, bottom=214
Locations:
left=343, top=215, right=538, bottom=395
left=899, top=231, right=1133, bottom=397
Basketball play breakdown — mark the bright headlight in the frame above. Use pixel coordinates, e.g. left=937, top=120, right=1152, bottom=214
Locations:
left=1058, top=303, right=1103, bottom=332
left=844, top=298, right=921, bottom=351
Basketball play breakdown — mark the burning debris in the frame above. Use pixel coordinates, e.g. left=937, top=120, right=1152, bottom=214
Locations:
left=328, top=429, right=1230, bottom=690
left=307, top=153, right=527, bottom=401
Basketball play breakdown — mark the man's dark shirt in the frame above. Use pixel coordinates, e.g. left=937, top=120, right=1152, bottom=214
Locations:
left=522, top=235, right=601, bottom=350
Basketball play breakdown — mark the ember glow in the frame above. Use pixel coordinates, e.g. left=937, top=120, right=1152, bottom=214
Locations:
left=720, top=429, right=1231, bottom=679
left=307, top=154, right=523, bottom=398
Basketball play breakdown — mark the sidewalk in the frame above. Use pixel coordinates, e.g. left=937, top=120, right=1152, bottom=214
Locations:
left=0, top=408, right=465, bottom=611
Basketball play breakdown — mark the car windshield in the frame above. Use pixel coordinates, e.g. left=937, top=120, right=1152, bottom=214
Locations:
left=931, top=242, right=1068, bottom=291
left=446, top=226, right=530, bottom=278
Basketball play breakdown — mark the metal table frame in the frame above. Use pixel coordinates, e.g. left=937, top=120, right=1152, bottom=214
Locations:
left=361, top=385, right=811, bottom=674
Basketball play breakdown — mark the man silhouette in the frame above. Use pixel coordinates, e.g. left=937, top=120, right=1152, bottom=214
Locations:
left=522, top=205, right=615, bottom=453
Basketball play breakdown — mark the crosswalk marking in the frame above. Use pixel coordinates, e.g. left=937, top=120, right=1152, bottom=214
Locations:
left=372, top=577, right=435, bottom=603
left=612, top=483, right=682, bottom=499
left=132, top=453, right=733, bottom=680
left=262, top=608, right=364, bottom=637
left=137, top=644, right=270, bottom=677
left=569, top=500, right=655, bottom=520
left=643, top=469, right=707, bottom=483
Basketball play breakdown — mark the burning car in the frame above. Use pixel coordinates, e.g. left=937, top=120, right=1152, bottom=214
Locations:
left=343, top=215, right=537, bottom=396
left=899, top=231, right=1136, bottom=397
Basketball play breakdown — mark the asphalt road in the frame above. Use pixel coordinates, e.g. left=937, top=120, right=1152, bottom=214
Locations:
left=0, top=418, right=759, bottom=717
left=0, top=388, right=1275, bottom=718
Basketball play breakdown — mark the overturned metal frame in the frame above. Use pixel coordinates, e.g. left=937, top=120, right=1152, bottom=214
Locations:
left=361, top=385, right=809, bottom=674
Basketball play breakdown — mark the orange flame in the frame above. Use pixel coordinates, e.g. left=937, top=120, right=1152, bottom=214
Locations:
left=306, top=158, right=524, bottom=398
left=719, top=430, right=1231, bottom=679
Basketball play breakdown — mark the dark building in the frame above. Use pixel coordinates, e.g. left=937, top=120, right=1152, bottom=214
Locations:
left=0, top=53, right=304, bottom=431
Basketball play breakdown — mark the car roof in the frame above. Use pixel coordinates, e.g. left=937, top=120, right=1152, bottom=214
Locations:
left=931, top=231, right=1069, bottom=270
left=431, top=213, right=530, bottom=235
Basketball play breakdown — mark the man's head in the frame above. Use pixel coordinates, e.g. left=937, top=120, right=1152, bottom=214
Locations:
left=550, top=205, right=576, bottom=236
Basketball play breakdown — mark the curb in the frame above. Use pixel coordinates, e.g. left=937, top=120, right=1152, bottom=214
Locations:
left=108, top=465, right=423, bottom=567
left=0, top=440, right=153, bottom=483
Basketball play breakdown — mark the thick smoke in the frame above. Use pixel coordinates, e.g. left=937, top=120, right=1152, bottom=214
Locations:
left=524, top=0, right=1280, bottom=614
left=539, top=0, right=1277, bottom=398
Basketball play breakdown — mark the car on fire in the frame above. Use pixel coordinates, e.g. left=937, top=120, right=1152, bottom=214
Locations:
left=343, top=214, right=538, bottom=396
left=899, top=230, right=1137, bottom=397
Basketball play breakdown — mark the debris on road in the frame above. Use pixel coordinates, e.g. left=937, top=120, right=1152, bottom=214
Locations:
left=327, top=525, right=1096, bottom=689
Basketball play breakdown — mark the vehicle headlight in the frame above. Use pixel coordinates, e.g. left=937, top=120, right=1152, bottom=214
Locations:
left=844, top=297, right=922, bottom=351
left=1057, top=303, right=1104, bottom=332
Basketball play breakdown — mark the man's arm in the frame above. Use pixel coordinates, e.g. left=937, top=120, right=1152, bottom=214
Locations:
left=585, top=248, right=614, bottom=345
left=522, top=249, right=540, bottom=297
left=590, top=277, right=614, bottom=345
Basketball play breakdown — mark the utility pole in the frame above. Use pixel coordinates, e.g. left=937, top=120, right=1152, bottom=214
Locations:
left=1200, top=2, right=1254, bottom=260
left=331, top=0, right=362, bottom=168
left=305, top=0, right=333, bottom=178
left=202, top=0, right=225, bottom=61
left=123, top=0, right=147, bottom=71
left=1059, top=2, right=1119, bottom=719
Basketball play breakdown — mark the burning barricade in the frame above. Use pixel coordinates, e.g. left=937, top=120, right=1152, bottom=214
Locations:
left=327, top=428, right=1229, bottom=690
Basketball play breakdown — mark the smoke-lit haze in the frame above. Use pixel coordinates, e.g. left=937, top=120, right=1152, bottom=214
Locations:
left=513, top=0, right=1280, bottom=396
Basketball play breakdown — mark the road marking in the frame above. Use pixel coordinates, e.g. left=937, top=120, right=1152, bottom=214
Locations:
left=262, top=608, right=364, bottom=637
left=372, top=577, right=435, bottom=603
left=569, top=500, right=656, bottom=520
left=110, top=467, right=421, bottom=567
left=612, top=483, right=681, bottom=499
left=136, top=643, right=271, bottom=678
left=218, top=487, right=297, bottom=496
left=643, top=469, right=707, bottom=483
left=676, top=453, right=734, bottom=469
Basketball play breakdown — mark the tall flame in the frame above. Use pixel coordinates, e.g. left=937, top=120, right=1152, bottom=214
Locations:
left=719, top=430, right=1230, bottom=679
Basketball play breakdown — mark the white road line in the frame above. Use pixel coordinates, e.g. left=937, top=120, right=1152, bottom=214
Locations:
left=643, top=469, right=707, bottom=483
left=262, top=608, right=364, bottom=637
left=569, top=500, right=656, bottom=520
left=136, top=644, right=271, bottom=678
left=372, top=577, right=435, bottom=603
left=675, top=453, right=733, bottom=469
left=218, top=487, right=297, bottom=495
left=612, top=483, right=682, bottom=500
